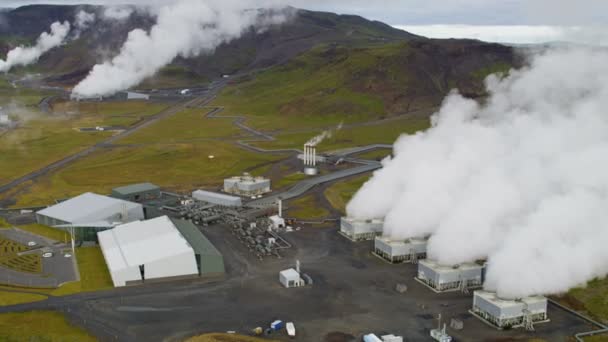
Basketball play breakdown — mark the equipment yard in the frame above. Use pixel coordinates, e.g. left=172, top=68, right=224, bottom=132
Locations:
left=0, top=224, right=594, bottom=341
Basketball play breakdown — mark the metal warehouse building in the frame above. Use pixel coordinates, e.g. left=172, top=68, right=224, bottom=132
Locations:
left=192, top=190, right=242, bottom=207
left=224, top=173, right=271, bottom=197
left=373, top=236, right=427, bottom=263
left=339, top=217, right=383, bottom=241
left=36, top=192, right=144, bottom=242
left=111, top=183, right=161, bottom=203
left=471, top=290, right=548, bottom=330
left=98, top=216, right=224, bottom=287
left=416, top=259, right=483, bottom=292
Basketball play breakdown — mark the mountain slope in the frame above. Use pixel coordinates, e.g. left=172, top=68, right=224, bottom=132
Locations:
left=0, top=5, right=517, bottom=116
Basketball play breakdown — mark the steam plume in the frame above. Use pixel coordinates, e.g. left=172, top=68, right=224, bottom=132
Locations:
left=347, top=46, right=608, bottom=298
left=74, top=10, right=96, bottom=39
left=306, top=121, right=343, bottom=146
left=0, top=21, right=70, bottom=73
left=72, top=0, right=290, bottom=97
left=102, top=6, right=134, bottom=21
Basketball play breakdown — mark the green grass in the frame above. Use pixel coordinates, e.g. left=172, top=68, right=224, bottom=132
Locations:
left=253, top=116, right=429, bottom=152
left=274, top=172, right=308, bottom=189
left=355, top=148, right=391, bottom=161
left=214, top=44, right=407, bottom=130
left=118, top=108, right=240, bottom=144
left=138, top=64, right=208, bottom=89
left=324, top=174, right=370, bottom=214
left=0, top=237, right=42, bottom=274
left=18, top=224, right=68, bottom=243
left=0, top=118, right=111, bottom=185
left=53, top=246, right=113, bottom=296
left=0, top=291, right=47, bottom=306
left=13, top=141, right=282, bottom=207
left=0, top=311, right=97, bottom=341
left=0, top=218, right=10, bottom=228
left=471, top=61, right=512, bottom=81
left=287, top=195, right=330, bottom=220
left=566, top=277, right=608, bottom=323
left=52, top=100, right=170, bottom=127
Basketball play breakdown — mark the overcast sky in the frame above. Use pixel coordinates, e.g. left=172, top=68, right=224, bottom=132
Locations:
left=3, top=0, right=608, bottom=44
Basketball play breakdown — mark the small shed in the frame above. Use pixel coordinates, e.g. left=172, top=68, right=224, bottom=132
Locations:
left=279, top=268, right=303, bottom=288
left=269, top=215, right=285, bottom=229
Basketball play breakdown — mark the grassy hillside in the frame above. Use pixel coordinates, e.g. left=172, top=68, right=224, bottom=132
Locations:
left=216, top=40, right=512, bottom=131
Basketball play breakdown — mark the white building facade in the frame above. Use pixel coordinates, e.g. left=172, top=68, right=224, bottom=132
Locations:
left=374, top=236, right=427, bottom=263
left=339, top=217, right=384, bottom=241
left=279, top=268, right=304, bottom=288
left=416, top=260, right=483, bottom=292
left=471, top=290, right=549, bottom=330
left=98, top=216, right=199, bottom=287
left=224, top=174, right=271, bottom=196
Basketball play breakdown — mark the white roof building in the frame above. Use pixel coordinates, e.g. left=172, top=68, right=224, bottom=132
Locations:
left=471, top=290, right=549, bottom=330
left=374, top=236, right=427, bottom=263
left=269, top=215, right=286, bottom=229
left=224, top=173, right=271, bottom=196
left=98, top=216, right=199, bottom=287
left=416, top=259, right=483, bottom=292
left=339, top=217, right=383, bottom=241
left=36, top=193, right=144, bottom=241
left=279, top=268, right=304, bottom=288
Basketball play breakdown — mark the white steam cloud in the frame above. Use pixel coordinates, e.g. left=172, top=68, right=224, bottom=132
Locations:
left=306, top=122, right=343, bottom=146
left=0, top=21, right=71, bottom=73
left=346, top=46, right=608, bottom=299
left=73, top=0, right=290, bottom=98
left=74, top=10, right=96, bottom=39
left=102, top=6, right=134, bottom=21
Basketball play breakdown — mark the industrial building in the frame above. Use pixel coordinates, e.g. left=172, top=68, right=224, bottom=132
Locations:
left=224, top=173, right=271, bottom=196
left=339, top=217, right=383, bottom=241
left=471, top=290, right=549, bottom=330
left=36, top=192, right=144, bottom=241
left=98, top=216, right=224, bottom=287
left=192, top=190, right=242, bottom=207
left=126, top=91, right=150, bottom=100
left=416, top=260, right=483, bottom=292
left=373, top=236, right=427, bottom=263
left=279, top=268, right=304, bottom=288
left=111, top=183, right=161, bottom=203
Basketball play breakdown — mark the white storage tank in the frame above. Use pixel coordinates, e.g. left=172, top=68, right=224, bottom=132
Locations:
left=339, top=217, right=383, bottom=241
left=471, top=290, right=549, bottom=330
left=373, top=236, right=427, bottom=263
left=416, top=259, right=483, bottom=292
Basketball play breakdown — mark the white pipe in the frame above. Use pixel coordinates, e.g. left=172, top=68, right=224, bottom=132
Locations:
left=313, top=147, right=316, bottom=166
left=278, top=199, right=283, bottom=217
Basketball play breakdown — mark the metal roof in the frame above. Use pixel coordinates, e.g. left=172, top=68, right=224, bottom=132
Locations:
left=474, top=290, right=547, bottom=308
left=192, top=190, right=242, bottom=206
left=97, top=216, right=195, bottom=272
left=37, top=192, right=141, bottom=223
left=112, top=183, right=160, bottom=196
left=171, top=218, right=222, bottom=257
left=280, top=268, right=300, bottom=280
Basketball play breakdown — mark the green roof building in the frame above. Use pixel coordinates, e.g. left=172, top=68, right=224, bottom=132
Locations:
left=171, top=218, right=225, bottom=275
left=111, top=183, right=161, bottom=203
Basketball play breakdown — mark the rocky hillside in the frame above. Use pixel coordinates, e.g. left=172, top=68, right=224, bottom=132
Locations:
left=0, top=5, right=518, bottom=114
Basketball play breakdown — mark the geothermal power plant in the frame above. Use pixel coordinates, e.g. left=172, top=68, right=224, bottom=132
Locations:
left=340, top=214, right=551, bottom=332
